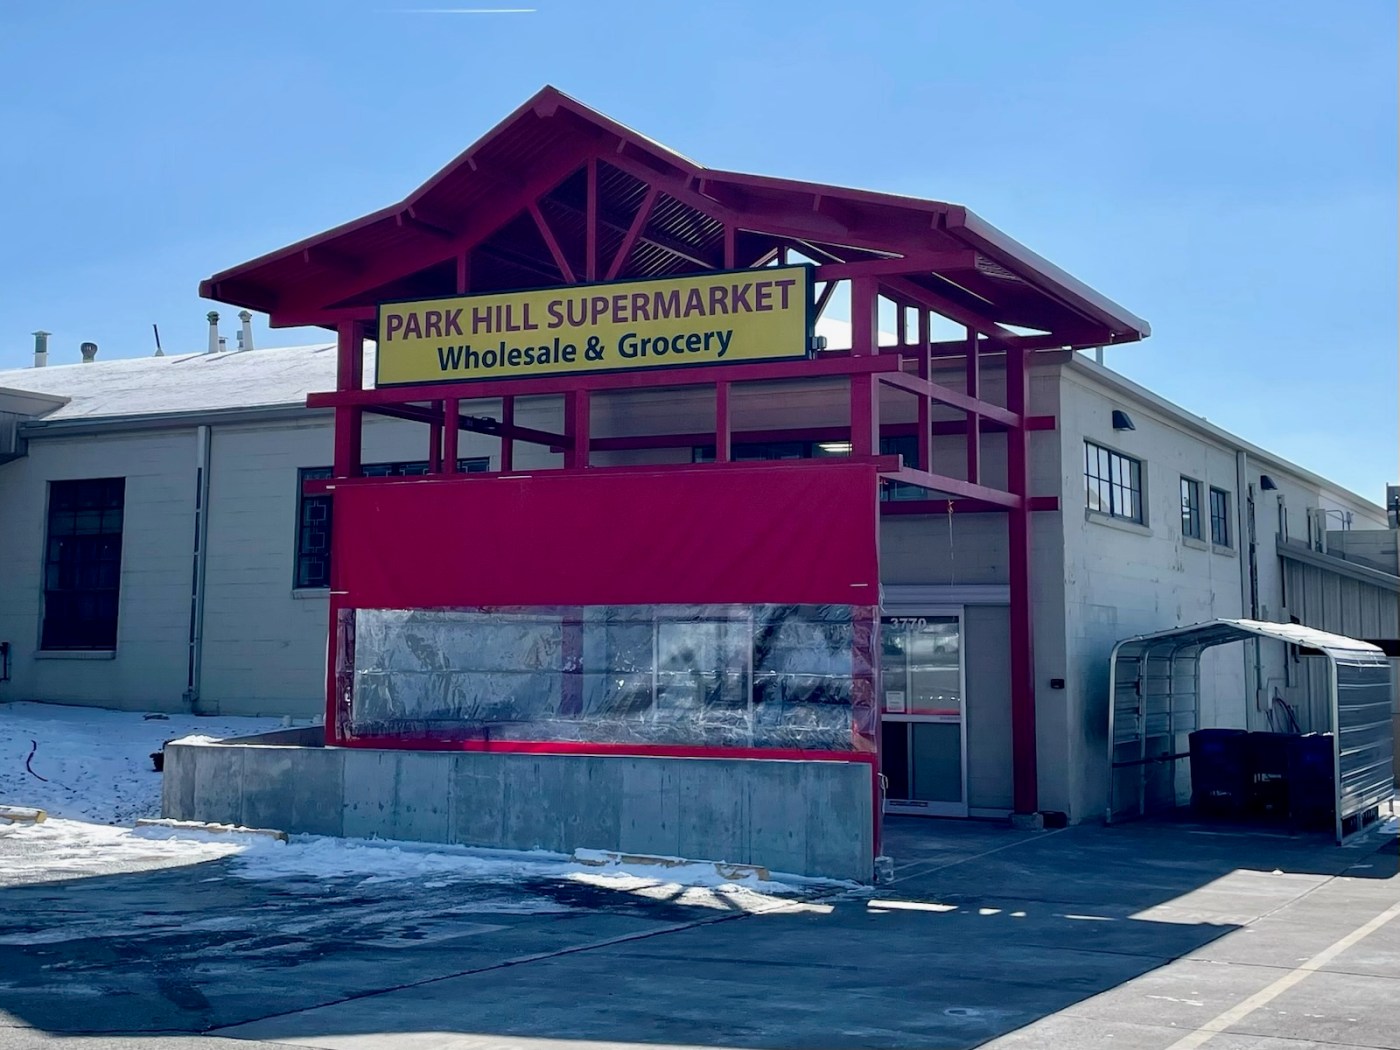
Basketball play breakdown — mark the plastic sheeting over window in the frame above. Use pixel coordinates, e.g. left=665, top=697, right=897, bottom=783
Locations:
left=342, top=604, right=877, bottom=753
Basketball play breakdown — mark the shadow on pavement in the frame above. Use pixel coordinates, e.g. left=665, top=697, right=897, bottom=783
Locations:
left=0, top=813, right=1393, bottom=1049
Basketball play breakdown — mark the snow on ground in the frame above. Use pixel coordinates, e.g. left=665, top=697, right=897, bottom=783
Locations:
left=0, top=701, right=288, bottom=824
left=2, top=818, right=831, bottom=911
left=0, top=702, right=843, bottom=906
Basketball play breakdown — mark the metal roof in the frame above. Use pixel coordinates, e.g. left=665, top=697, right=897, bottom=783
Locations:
left=0, top=344, right=336, bottom=422
left=0, top=314, right=861, bottom=427
left=1113, top=618, right=1384, bottom=657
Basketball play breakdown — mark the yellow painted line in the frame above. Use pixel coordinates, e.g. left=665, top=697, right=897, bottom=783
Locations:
left=1163, top=897, right=1400, bottom=1050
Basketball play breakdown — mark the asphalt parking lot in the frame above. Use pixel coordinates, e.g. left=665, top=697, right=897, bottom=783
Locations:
left=0, top=813, right=1396, bottom=1050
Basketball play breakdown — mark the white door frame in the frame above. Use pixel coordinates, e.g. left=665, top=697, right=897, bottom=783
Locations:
left=880, top=606, right=968, bottom=817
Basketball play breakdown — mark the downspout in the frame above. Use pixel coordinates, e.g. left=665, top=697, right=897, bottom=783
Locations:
left=183, top=425, right=212, bottom=712
left=1237, top=450, right=1262, bottom=728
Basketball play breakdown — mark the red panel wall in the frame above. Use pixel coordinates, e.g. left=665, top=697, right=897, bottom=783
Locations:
left=332, top=462, right=880, bottom=608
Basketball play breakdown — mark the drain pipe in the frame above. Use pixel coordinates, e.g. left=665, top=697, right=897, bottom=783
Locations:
left=183, top=425, right=212, bottom=712
left=1236, top=450, right=1263, bottom=728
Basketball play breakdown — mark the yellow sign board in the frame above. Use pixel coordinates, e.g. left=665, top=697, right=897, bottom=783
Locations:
left=375, top=266, right=812, bottom=387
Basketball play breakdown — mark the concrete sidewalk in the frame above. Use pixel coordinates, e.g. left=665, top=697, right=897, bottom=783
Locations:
left=1, top=814, right=1396, bottom=1049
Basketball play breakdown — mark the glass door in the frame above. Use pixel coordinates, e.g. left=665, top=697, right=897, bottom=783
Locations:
left=880, top=613, right=967, bottom=817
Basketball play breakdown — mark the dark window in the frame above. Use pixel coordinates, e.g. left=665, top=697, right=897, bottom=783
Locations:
left=1180, top=477, right=1202, bottom=540
left=692, top=435, right=924, bottom=501
left=295, top=467, right=334, bottom=589
left=692, top=441, right=810, bottom=463
left=295, top=458, right=488, bottom=589
left=1084, top=441, right=1143, bottom=523
left=1209, top=487, right=1231, bottom=547
left=42, top=478, right=124, bottom=649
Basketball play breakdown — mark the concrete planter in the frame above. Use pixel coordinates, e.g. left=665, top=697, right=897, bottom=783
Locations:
left=162, top=735, right=875, bottom=881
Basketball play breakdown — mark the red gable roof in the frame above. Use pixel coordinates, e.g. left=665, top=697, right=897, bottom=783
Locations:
left=201, top=86, right=1148, bottom=348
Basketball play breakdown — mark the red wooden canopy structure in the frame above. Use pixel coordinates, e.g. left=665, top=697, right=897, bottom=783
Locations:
left=202, top=86, right=1149, bottom=817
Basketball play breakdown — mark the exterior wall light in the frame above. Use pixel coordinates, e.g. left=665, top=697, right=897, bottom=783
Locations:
left=1111, top=410, right=1135, bottom=431
left=1260, top=475, right=1279, bottom=490
left=818, top=441, right=853, bottom=454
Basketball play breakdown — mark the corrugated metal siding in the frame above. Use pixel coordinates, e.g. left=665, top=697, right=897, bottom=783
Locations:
left=1283, top=557, right=1398, bottom=641
left=1334, top=654, right=1394, bottom=831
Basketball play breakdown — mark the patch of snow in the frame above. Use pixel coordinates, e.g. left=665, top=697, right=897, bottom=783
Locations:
left=0, top=701, right=287, bottom=824
left=6, top=814, right=831, bottom=913
left=0, top=702, right=850, bottom=909
left=0, top=817, right=245, bottom=887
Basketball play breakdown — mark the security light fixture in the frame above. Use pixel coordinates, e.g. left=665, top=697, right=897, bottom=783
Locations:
left=818, top=441, right=853, bottom=454
left=1260, top=475, right=1279, bottom=491
left=1111, top=410, right=1135, bottom=431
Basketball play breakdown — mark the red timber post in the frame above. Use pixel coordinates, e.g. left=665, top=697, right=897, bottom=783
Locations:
left=965, top=328, right=981, bottom=485
left=564, top=392, right=590, bottom=468
left=849, top=278, right=879, bottom=456
left=327, top=318, right=365, bottom=740
left=500, top=397, right=515, bottom=471
left=443, top=399, right=460, bottom=474
left=332, top=320, right=364, bottom=479
left=1006, top=343, right=1039, bottom=815
left=429, top=400, right=443, bottom=473
left=848, top=275, right=883, bottom=858
left=560, top=387, right=589, bottom=714
left=715, top=382, right=732, bottom=463
left=585, top=159, right=598, bottom=281
left=916, top=310, right=932, bottom=476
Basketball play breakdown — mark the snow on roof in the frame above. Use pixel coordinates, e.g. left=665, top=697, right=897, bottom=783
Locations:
left=0, top=343, right=340, bottom=421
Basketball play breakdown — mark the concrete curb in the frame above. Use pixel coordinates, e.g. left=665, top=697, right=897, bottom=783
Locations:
left=0, top=806, right=47, bottom=824
left=573, top=848, right=771, bottom=882
left=134, top=818, right=288, bottom=842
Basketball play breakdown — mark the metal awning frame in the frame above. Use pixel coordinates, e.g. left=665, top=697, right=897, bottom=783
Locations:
left=1107, top=618, right=1393, bottom=844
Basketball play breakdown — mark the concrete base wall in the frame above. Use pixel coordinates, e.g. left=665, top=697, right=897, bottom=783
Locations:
left=162, top=740, right=876, bottom=881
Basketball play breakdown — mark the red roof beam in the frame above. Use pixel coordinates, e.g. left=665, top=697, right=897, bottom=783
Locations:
left=813, top=252, right=978, bottom=282
left=587, top=414, right=1056, bottom=453
left=877, top=370, right=1018, bottom=428
left=528, top=202, right=576, bottom=283
left=882, top=496, right=1060, bottom=516
left=364, top=403, right=570, bottom=448
left=306, top=353, right=902, bottom=408
left=606, top=185, right=659, bottom=280
left=878, top=465, right=1019, bottom=508
left=263, top=153, right=590, bottom=319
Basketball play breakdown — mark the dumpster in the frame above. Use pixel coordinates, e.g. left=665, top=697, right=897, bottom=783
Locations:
left=1286, top=732, right=1335, bottom=830
left=1189, top=728, right=1249, bottom=817
left=1245, top=731, right=1293, bottom=819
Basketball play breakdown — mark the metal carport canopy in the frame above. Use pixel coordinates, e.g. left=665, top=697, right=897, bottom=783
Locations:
left=1108, top=618, right=1393, bottom=843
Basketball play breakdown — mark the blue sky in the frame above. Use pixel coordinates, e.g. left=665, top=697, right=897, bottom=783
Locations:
left=1, top=1, right=1394, bottom=499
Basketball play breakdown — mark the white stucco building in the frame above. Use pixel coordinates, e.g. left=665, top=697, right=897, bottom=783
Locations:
left=0, top=335, right=1395, bottom=824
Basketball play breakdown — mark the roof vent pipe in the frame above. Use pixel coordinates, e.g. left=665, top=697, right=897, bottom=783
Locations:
left=32, top=330, right=50, bottom=368
left=80, top=341, right=98, bottom=364
left=218, top=336, right=227, bottom=353
left=207, top=311, right=220, bottom=354
left=238, top=310, right=254, bottom=352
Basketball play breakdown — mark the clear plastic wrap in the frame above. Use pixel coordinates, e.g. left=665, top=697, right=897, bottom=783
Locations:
left=346, top=604, right=877, bottom=752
